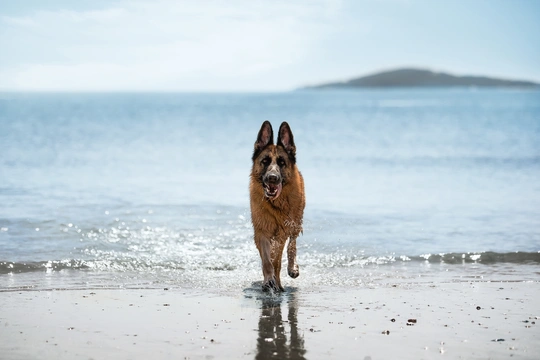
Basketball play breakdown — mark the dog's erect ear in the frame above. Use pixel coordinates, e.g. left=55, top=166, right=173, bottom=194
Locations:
left=253, top=121, right=274, bottom=160
left=277, top=122, right=296, bottom=163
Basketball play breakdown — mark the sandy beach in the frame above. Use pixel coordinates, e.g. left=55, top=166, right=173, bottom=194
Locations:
left=1, top=279, right=539, bottom=360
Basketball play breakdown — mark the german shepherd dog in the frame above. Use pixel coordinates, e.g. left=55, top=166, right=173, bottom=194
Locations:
left=250, top=121, right=305, bottom=292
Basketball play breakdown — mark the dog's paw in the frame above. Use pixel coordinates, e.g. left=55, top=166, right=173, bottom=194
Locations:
left=262, top=279, right=277, bottom=292
left=288, top=265, right=299, bottom=279
left=262, top=279, right=283, bottom=292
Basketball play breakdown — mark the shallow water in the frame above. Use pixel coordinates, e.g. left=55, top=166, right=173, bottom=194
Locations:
left=0, top=89, right=539, bottom=290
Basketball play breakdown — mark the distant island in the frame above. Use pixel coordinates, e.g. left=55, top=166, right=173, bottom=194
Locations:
left=302, top=68, right=539, bottom=89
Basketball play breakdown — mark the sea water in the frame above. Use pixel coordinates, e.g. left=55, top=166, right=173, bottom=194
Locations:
left=0, top=89, right=539, bottom=291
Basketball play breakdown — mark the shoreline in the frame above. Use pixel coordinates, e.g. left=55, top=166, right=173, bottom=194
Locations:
left=1, top=280, right=539, bottom=359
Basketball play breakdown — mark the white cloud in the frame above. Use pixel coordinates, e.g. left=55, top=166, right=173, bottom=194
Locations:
left=0, top=0, right=342, bottom=91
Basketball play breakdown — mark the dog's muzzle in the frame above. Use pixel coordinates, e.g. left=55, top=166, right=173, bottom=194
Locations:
left=263, top=169, right=282, bottom=200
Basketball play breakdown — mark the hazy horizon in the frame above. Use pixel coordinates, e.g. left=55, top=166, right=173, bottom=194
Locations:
left=1, top=0, right=539, bottom=92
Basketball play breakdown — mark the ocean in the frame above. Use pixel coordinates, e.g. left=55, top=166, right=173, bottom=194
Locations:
left=1, top=89, right=539, bottom=291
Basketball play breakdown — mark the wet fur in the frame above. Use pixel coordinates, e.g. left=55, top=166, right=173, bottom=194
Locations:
left=250, top=121, right=305, bottom=292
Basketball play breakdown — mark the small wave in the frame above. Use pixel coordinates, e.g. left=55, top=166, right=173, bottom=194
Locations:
left=300, top=251, right=540, bottom=268
left=409, top=251, right=540, bottom=264
left=0, top=259, right=91, bottom=274
left=0, top=259, right=184, bottom=274
left=1, top=251, right=538, bottom=275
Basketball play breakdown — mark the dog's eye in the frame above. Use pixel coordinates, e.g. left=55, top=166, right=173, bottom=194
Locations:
left=277, top=158, right=286, bottom=167
left=261, top=157, right=271, bottom=166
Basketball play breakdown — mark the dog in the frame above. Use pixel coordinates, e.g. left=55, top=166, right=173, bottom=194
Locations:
left=250, top=121, right=305, bottom=292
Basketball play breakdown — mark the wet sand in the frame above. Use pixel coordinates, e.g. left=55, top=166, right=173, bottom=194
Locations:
left=1, top=281, right=539, bottom=359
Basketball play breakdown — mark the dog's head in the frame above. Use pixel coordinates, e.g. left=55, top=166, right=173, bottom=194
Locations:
left=252, top=121, right=297, bottom=200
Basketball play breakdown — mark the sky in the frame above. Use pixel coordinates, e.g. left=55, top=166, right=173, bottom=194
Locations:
left=0, top=0, right=539, bottom=91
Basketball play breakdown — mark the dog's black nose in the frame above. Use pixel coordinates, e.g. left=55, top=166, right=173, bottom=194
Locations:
left=267, top=174, right=280, bottom=184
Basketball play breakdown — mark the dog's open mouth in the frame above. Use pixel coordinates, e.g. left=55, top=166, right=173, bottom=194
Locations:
left=264, top=182, right=282, bottom=199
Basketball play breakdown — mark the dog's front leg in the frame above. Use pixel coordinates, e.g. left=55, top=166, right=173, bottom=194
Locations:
left=287, top=236, right=300, bottom=278
left=258, top=236, right=279, bottom=291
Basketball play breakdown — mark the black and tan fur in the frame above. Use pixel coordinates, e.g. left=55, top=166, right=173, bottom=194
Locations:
left=250, top=121, right=305, bottom=292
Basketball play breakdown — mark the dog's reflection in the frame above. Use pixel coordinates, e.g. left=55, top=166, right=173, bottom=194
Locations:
left=254, top=289, right=306, bottom=360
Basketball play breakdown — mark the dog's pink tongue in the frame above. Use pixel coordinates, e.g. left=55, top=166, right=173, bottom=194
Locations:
left=272, top=183, right=282, bottom=199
